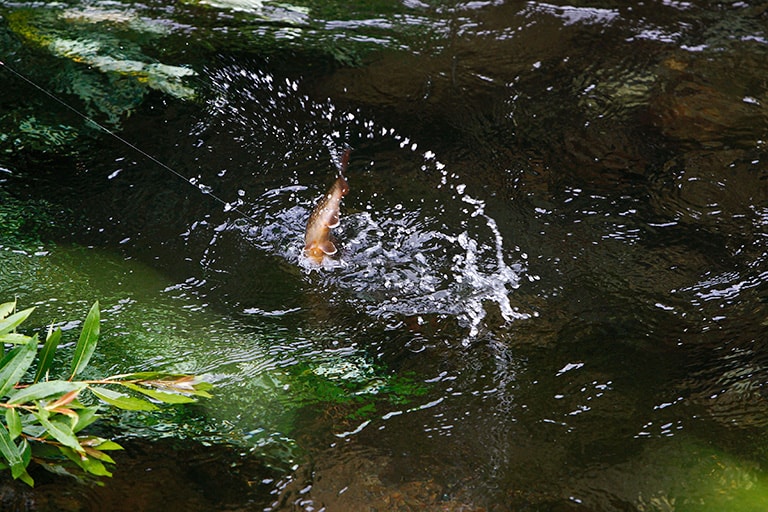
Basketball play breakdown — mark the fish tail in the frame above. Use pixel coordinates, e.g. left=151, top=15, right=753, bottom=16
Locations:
left=339, top=147, right=352, bottom=176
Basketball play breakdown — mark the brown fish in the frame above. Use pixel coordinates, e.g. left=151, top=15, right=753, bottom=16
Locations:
left=303, top=149, right=350, bottom=264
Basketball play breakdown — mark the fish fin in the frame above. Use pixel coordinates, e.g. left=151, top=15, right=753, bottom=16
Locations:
left=318, top=240, right=338, bottom=255
left=326, top=211, right=340, bottom=229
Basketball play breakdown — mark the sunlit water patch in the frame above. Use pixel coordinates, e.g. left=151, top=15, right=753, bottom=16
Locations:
left=0, top=245, right=427, bottom=460
left=191, top=61, right=534, bottom=341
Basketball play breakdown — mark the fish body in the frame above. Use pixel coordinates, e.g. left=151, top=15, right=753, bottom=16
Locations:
left=304, top=150, right=350, bottom=264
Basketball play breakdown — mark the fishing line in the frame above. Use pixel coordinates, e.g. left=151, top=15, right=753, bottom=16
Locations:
left=0, top=59, right=260, bottom=226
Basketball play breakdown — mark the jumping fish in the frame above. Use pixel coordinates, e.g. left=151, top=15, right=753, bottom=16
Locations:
left=303, top=149, right=350, bottom=264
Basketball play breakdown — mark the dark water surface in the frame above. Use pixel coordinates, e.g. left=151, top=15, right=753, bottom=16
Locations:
left=1, top=0, right=768, bottom=510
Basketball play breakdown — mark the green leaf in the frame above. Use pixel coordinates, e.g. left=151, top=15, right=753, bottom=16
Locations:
left=0, top=422, right=30, bottom=484
left=91, top=439, right=122, bottom=451
left=5, top=408, right=21, bottom=440
left=0, top=332, right=34, bottom=345
left=122, top=382, right=197, bottom=404
left=20, top=422, right=46, bottom=440
left=80, top=436, right=123, bottom=451
left=17, top=471, right=33, bottom=487
left=83, top=447, right=115, bottom=464
left=89, top=386, right=158, bottom=411
left=190, top=381, right=214, bottom=397
left=59, top=446, right=112, bottom=477
left=7, top=381, right=85, bottom=405
left=17, top=440, right=33, bottom=486
left=109, top=372, right=213, bottom=398
left=0, top=422, right=22, bottom=466
left=34, top=325, right=62, bottom=383
left=72, top=406, right=101, bottom=433
left=0, top=306, right=35, bottom=336
left=0, top=336, right=39, bottom=398
left=79, top=456, right=112, bottom=478
left=31, top=410, right=84, bottom=453
left=0, top=301, right=15, bottom=320
left=69, top=301, right=100, bottom=379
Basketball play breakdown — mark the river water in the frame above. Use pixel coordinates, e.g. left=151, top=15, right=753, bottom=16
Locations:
left=1, top=0, right=768, bottom=510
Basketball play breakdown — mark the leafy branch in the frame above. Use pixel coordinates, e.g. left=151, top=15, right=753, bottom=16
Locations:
left=0, top=300, right=212, bottom=486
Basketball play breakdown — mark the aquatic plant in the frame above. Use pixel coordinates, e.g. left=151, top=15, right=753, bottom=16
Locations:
left=288, top=356, right=428, bottom=410
left=0, top=300, right=212, bottom=486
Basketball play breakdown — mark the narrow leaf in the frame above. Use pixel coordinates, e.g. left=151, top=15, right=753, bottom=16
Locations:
left=0, top=337, right=39, bottom=398
left=31, top=411, right=84, bottom=453
left=59, top=446, right=112, bottom=477
left=17, top=471, right=33, bottom=487
left=69, top=302, right=100, bottom=379
left=17, top=440, right=33, bottom=486
left=0, top=423, right=21, bottom=466
left=0, top=422, right=29, bottom=483
left=0, top=333, right=34, bottom=345
left=110, top=373, right=213, bottom=398
left=45, top=389, right=82, bottom=410
left=190, top=380, right=214, bottom=395
left=5, top=408, right=21, bottom=440
left=89, top=439, right=122, bottom=451
left=34, top=326, right=62, bottom=383
left=122, top=382, right=196, bottom=404
left=51, top=408, right=80, bottom=424
left=89, top=386, right=158, bottom=411
left=83, top=446, right=116, bottom=464
left=80, top=436, right=123, bottom=450
left=0, top=301, right=15, bottom=320
left=72, top=406, right=100, bottom=433
left=79, top=456, right=112, bottom=477
left=8, top=381, right=85, bottom=405
left=19, top=439, right=30, bottom=466
left=0, top=306, right=35, bottom=336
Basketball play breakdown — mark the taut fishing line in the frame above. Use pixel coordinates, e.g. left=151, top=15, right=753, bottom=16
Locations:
left=0, top=59, right=261, bottom=227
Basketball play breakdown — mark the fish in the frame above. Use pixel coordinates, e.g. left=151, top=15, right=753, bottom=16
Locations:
left=303, top=149, right=350, bottom=264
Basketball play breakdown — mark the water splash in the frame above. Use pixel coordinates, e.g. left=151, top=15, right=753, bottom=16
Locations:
left=329, top=192, right=531, bottom=339
left=195, top=60, right=533, bottom=339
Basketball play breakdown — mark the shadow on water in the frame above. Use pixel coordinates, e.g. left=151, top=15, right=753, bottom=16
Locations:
left=0, top=437, right=277, bottom=512
left=2, top=0, right=768, bottom=510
